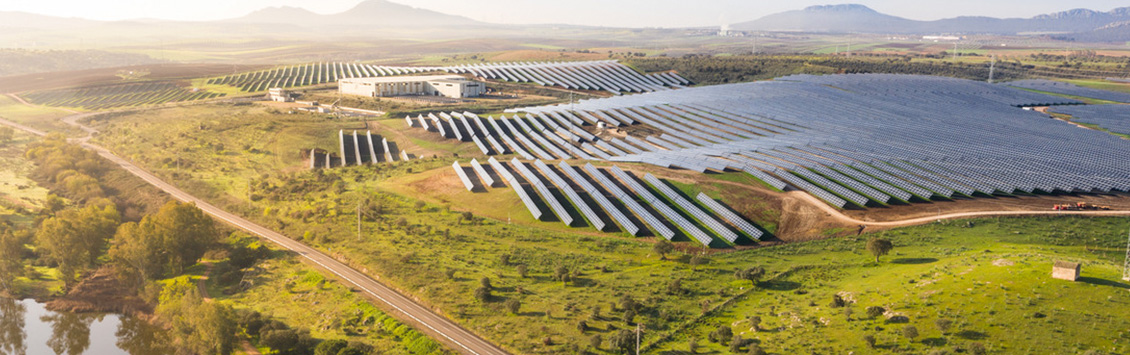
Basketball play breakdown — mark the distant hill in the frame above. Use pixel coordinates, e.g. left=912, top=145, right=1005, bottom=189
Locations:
left=226, top=0, right=482, bottom=28
left=732, top=4, right=1130, bottom=41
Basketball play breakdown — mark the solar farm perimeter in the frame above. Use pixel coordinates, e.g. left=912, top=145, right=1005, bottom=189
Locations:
left=411, top=74, right=1130, bottom=247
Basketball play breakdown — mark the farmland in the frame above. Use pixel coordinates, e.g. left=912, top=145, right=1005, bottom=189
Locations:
left=22, top=80, right=225, bottom=110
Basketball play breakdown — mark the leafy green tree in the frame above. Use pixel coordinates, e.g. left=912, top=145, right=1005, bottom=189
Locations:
left=866, top=306, right=886, bottom=319
left=314, top=339, right=347, bottom=355
left=504, top=298, right=521, bottom=315
left=35, top=203, right=120, bottom=288
left=109, top=201, right=218, bottom=282
left=608, top=329, right=635, bottom=354
left=936, top=318, right=953, bottom=334
left=689, top=255, right=706, bottom=271
left=0, top=229, right=27, bottom=292
left=863, top=334, right=876, bottom=348
left=747, top=344, right=767, bottom=355
left=667, top=278, right=685, bottom=295
left=474, top=287, right=491, bottom=302
left=652, top=240, right=674, bottom=260
left=734, top=266, right=766, bottom=284
left=866, top=237, right=894, bottom=263
left=902, top=325, right=919, bottom=342
left=157, top=276, right=238, bottom=355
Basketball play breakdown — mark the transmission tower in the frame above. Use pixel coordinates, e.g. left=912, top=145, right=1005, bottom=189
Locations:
left=1122, top=228, right=1130, bottom=281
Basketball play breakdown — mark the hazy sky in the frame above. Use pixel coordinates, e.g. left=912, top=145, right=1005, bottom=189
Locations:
left=3, top=0, right=1128, bottom=27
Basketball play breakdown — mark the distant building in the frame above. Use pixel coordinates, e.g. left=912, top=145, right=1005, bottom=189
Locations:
left=338, top=75, right=484, bottom=99
left=1052, top=261, right=1081, bottom=281
left=268, top=88, right=296, bottom=102
left=923, top=35, right=963, bottom=41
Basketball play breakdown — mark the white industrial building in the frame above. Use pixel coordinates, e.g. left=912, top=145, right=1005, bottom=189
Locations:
left=338, top=75, right=484, bottom=99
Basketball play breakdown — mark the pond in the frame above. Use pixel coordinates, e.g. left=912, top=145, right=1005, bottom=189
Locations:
left=0, top=297, right=172, bottom=355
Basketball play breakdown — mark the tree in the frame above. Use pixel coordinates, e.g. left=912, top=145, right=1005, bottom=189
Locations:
left=935, top=318, right=953, bottom=334
left=902, top=325, right=919, bottom=342
left=157, top=276, right=238, bottom=355
left=734, top=266, right=766, bottom=284
left=652, top=240, right=674, bottom=260
left=504, top=298, right=521, bottom=315
left=709, top=325, right=733, bottom=344
left=554, top=265, right=569, bottom=283
left=36, top=203, right=120, bottom=288
left=747, top=344, right=767, bottom=355
left=109, top=201, right=219, bottom=283
left=689, top=255, right=706, bottom=271
left=516, top=264, right=528, bottom=278
left=480, top=277, right=493, bottom=290
left=608, top=329, right=635, bottom=354
left=969, top=342, right=987, bottom=355
left=747, top=315, right=761, bottom=332
left=622, top=308, right=636, bottom=325
left=729, top=335, right=744, bottom=353
left=0, top=229, right=27, bottom=292
left=866, top=237, right=894, bottom=263
left=666, top=278, right=685, bottom=295
left=830, top=294, right=846, bottom=308
left=866, top=306, right=886, bottom=319
left=863, top=334, right=876, bottom=348
left=589, top=334, right=602, bottom=349
left=473, top=287, right=491, bottom=302
left=577, top=320, right=588, bottom=333
left=461, top=211, right=474, bottom=224
left=0, top=126, right=13, bottom=144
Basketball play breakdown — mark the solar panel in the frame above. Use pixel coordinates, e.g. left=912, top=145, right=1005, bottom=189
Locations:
left=695, top=193, right=763, bottom=240
left=511, top=158, right=574, bottom=226
left=534, top=160, right=606, bottom=231
left=452, top=161, right=475, bottom=191
left=644, top=173, right=739, bottom=243
left=558, top=162, right=640, bottom=235
left=470, top=158, right=496, bottom=187
left=584, top=163, right=673, bottom=239
left=610, top=167, right=712, bottom=246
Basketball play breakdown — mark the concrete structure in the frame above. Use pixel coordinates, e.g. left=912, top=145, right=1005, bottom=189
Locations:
left=338, top=75, right=484, bottom=99
left=268, top=88, right=296, bottom=102
left=1052, top=261, right=1081, bottom=281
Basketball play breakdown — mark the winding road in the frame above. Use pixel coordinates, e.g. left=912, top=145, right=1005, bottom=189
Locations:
left=1, top=101, right=509, bottom=355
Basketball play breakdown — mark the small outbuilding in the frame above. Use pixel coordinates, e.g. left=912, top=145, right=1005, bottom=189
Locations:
left=1051, top=261, right=1080, bottom=281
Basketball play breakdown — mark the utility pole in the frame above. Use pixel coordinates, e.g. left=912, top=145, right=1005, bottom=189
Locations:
left=635, top=323, right=642, bottom=355
left=988, top=54, right=996, bottom=83
left=1122, top=228, right=1130, bottom=281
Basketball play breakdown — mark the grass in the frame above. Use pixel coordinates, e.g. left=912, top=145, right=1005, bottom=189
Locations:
left=89, top=100, right=1130, bottom=354
left=0, top=95, right=81, bottom=135
left=206, top=239, right=444, bottom=354
left=0, top=130, right=50, bottom=222
left=649, top=217, right=1130, bottom=354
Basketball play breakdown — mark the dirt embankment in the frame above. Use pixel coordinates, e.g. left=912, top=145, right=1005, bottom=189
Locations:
left=44, top=267, right=153, bottom=317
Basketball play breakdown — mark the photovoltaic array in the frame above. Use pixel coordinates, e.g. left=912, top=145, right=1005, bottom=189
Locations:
left=466, top=158, right=761, bottom=247
left=207, top=60, right=687, bottom=94
left=1004, top=79, right=1130, bottom=103
left=1049, top=105, right=1130, bottom=136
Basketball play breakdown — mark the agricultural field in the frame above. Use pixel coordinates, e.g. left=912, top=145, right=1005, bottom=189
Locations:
left=0, top=94, right=81, bottom=135
left=21, top=80, right=225, bottom=110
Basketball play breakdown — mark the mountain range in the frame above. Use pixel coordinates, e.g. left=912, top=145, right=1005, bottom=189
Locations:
left=733, top=4, right=1130, bottom=39
left=2, top=1, right=1130, bottom=43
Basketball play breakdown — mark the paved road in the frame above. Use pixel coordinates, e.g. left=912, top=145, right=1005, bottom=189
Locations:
left=0, top=109, right=509, bottom=355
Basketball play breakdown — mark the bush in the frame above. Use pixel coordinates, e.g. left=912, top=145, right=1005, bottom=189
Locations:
left=708, top=325, right=733, bottom=344
left=474, top=286, right=491, bottom=302
left=504, top=298, right=521, bottom=314
left=313, top=339, right=347, bottom=355
left=863, top=334, right=876, bottom=348
left=866, top=306, right=885, bottom=318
